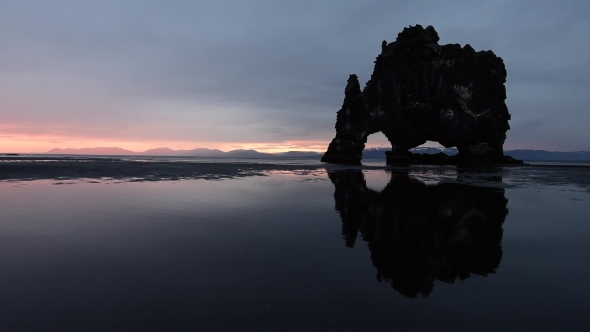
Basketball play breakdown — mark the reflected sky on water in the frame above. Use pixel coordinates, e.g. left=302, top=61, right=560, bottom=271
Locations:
left=1, top=166, right=589, bottom=331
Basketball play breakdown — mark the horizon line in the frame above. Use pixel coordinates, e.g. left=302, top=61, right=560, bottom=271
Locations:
left=3, top=145, right=590, bottom=155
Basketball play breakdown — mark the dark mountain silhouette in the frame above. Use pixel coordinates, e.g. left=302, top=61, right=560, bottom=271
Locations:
left=45, top=146, right=590, bottom=161
left=224, top=149, right=270, bottom=158
left=141, top=147, right=226, bottom=157
left=47, top=147, right=136, bottom=155
left=45, top=147, right=322, bottom=158
left=275, top=151, right=324, bottom=158
left=141, top=147, right=192, bottom=156
left=503, top=149, right=590, bottom=161
left=363, top=147, right=458, bottom=159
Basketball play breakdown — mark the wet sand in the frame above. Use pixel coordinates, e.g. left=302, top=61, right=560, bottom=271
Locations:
left=1, top=156, right=590, bottom=331
left=1, top=156, right=589, bottom=191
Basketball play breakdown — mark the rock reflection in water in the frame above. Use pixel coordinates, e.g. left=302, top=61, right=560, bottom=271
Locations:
left=329, top=170, right=508, bottom=298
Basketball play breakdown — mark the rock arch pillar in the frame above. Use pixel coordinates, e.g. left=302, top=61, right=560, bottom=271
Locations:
left=321, top=74, right=382, bottom=164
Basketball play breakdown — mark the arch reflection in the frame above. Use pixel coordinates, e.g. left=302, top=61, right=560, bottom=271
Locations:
left=329, top=170, right=508, bottom=298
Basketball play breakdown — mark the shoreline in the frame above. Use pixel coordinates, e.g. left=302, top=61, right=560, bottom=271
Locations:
left=2, top=155, right=590, bottom=167
left=1, top=157, right=590, bottom=192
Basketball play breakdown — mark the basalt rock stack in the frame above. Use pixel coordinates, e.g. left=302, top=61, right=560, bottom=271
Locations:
left=321, top=25, right=522, bottom=166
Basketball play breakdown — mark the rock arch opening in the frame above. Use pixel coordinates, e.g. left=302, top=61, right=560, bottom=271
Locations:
left=364, top=132, right=390, bottom=158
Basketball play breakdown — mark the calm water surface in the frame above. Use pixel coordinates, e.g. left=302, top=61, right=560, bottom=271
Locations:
left=1, top=164, right=589, bottom=331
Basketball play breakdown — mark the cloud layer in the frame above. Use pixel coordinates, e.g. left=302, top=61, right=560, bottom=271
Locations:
left=1, top=0, right=589, bottom=152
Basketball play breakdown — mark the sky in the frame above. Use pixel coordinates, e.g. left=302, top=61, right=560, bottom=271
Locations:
left=1, top=0, right=589, bottom=153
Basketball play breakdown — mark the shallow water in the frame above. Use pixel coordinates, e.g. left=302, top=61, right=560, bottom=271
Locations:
left=1, top=160, right=590, bottom=331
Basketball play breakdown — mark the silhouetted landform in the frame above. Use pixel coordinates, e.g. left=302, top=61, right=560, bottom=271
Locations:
left=46, top=147, right=321, bottom=158
left=141, top=147, right=225, bottom=157
left=47, top=147, right=139, bottom=155
left=364, top=147, right=458, bottom=159
left=0, top=153, right=19, bottom=156
left=503, top=150, right=590, bottom=161
left=329, top=170, right=507, bottom=298
left=364, top=148, right=590, bottom=162
left=43, top=147, right=590, bottom=162
left=322, top=24, right=522, bottom=166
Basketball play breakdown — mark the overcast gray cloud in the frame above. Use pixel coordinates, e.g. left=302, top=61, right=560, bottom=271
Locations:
left=1, top=0, right=589, bottom=151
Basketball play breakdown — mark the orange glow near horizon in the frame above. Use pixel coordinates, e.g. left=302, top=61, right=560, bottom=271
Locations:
left=0, top=134, right=336, bottom=154
left=0, top=133, right=546, bottom=154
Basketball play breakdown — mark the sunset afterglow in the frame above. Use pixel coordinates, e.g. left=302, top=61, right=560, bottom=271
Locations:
left=0, top=133, right=339, bottom=154
left=2, top=0, right=589, bottom=155
left=0, top=133, right=543, bottom=154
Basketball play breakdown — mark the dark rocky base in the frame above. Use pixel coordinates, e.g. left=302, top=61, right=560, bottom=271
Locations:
left=320, top=155, right=362, bottom=165
left=320, top=151, right=525, bottom=166
left=385, top=151, right=525, bottom=166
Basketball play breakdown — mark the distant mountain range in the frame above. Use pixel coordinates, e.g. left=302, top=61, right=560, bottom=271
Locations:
left=45, top=147, right=322, bottom=159
left=45, top=147, right=590, bottom=161
left=363, top=147, right=458, bottom=159
left=501, top=149, right=590, bottom=161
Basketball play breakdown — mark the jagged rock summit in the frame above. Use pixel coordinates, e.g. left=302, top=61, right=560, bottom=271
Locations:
left=321, top=24, right=522, bottom=166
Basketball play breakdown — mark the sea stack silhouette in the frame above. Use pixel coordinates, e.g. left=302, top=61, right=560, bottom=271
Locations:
left=321, top=24, right=523, bottom=166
